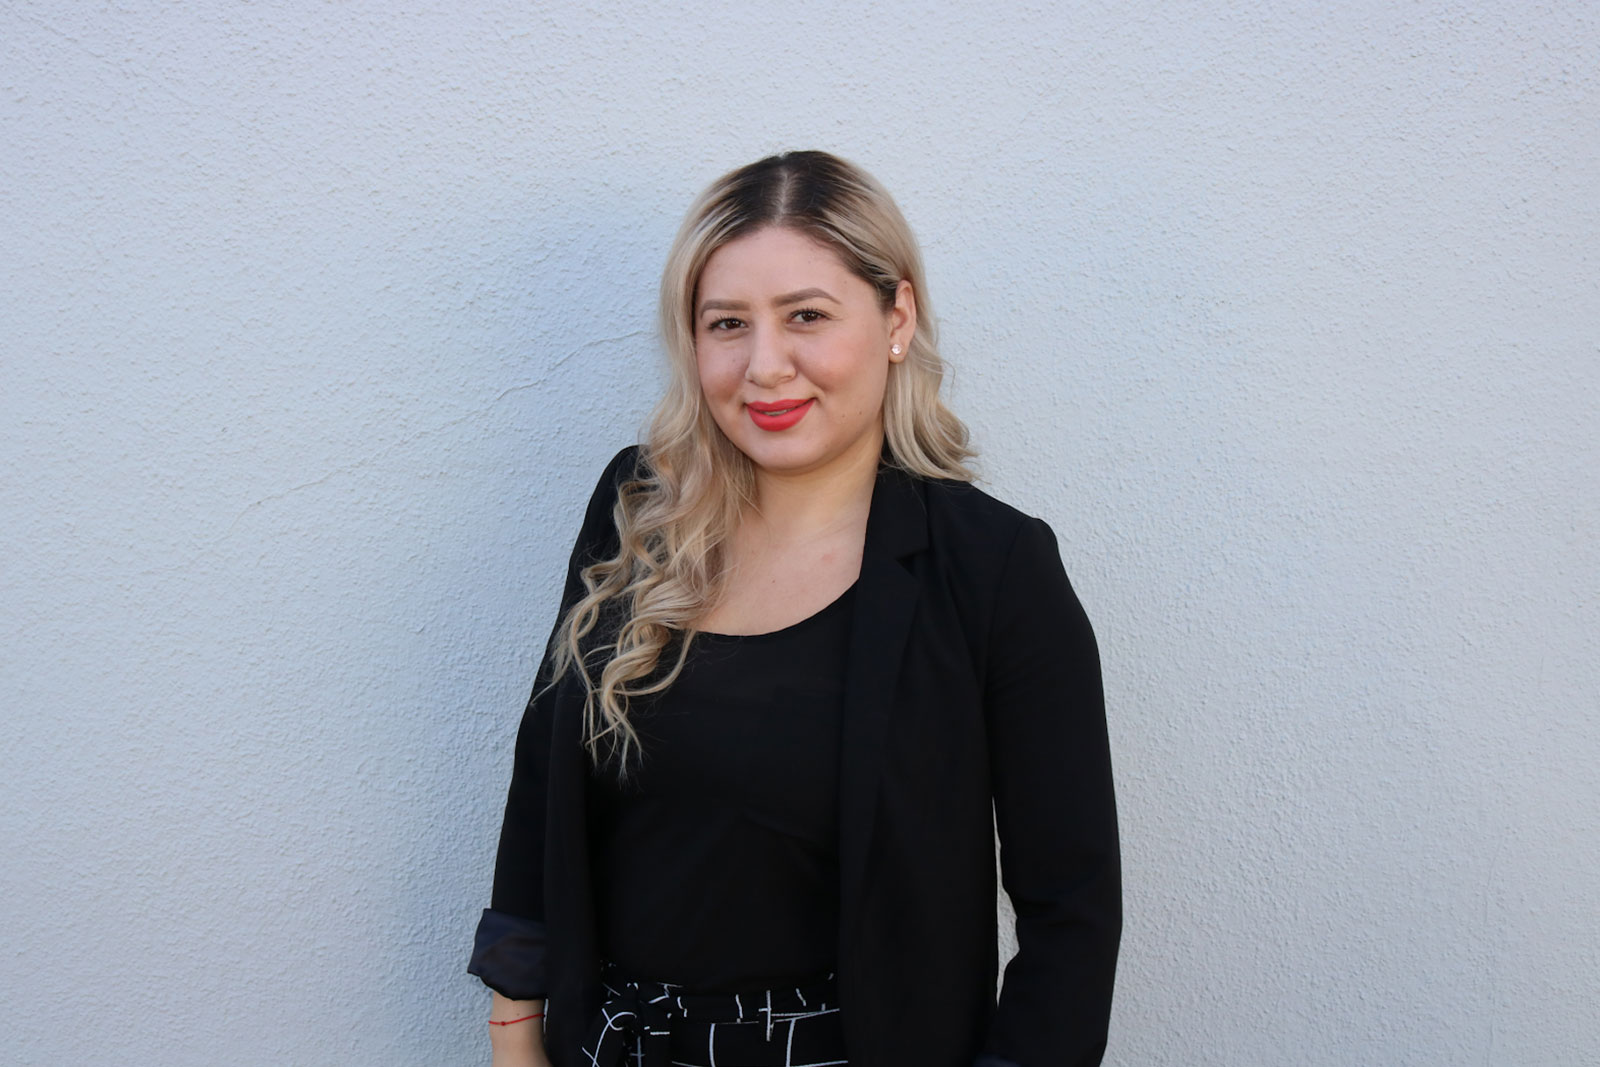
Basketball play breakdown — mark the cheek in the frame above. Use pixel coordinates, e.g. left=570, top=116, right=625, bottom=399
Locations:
left=815, top=341, right=889, bottom=408
left=695, top=347, right=740, bottom=403
left=857, top=368, right=891, bottom=417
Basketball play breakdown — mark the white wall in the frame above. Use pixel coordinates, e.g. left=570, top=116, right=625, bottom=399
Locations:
left=3, top=2, right=1595, bottom=1064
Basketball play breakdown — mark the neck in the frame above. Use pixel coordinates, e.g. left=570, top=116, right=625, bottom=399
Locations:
left=748, top=430, right=882, bottom=543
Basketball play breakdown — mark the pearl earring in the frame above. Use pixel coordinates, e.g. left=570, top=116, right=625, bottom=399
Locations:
left=891, top=344, right=902, bottom=356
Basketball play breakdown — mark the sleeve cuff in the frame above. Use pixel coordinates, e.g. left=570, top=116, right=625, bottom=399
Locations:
left=467, top=908, right=549, bottom=1000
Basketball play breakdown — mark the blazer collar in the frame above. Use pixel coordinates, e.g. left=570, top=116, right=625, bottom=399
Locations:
left=838, top=462, right=930, bottom=933
left=862, top=460, right=930, bottom=561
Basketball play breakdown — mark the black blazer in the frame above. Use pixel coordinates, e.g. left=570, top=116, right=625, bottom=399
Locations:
left=471, top=445, right=1121, bottom=1067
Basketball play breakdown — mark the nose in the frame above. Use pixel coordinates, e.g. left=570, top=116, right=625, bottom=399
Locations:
left=743, top=322, right=796, bottom=388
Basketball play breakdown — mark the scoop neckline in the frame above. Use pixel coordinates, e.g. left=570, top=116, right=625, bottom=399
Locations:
left=693, top=578, right=859, bottom=643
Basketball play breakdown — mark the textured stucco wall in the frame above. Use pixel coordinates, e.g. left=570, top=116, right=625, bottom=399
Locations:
left=3, top=2, right=1596, bottom=1064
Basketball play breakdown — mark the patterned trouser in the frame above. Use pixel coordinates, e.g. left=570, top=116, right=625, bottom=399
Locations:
left=579, top=963, right=848, bottom=1067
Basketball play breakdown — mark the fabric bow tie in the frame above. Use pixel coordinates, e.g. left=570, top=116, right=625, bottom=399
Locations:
left=580, top=969, right=838, bottom=1067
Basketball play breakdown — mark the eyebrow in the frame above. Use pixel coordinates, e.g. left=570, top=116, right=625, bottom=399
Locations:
left=698, top=287, right=840, bottom=316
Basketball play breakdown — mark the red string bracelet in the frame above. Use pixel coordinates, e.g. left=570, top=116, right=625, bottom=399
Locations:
left=489, top=1012, right=543, bottom=1026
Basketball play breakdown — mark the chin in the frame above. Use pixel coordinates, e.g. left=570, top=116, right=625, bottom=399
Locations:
left=727, top=436, right=815, bottom=470
left=741, top=448, right=818, bottom=474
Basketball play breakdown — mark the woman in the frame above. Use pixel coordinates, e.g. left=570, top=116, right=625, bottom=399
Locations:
left=469, top=150, right=1120, bottom=1067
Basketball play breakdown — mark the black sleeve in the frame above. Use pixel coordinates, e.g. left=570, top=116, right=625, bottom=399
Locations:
left=467, top=444, right=639, bottom=1000
left=979, top=515, right=1122, bottom=1066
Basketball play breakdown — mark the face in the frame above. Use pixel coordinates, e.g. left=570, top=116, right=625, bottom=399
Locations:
left=693, top=226, right=914, bottom=483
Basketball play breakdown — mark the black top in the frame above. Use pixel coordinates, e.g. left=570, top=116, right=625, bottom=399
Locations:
left=584, top=581, right=856, bottom=992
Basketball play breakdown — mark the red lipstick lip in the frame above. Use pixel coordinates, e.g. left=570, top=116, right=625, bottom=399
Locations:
left=747, top=398, right=811, bottom=413
left=746, top=398, right=814, bottom=431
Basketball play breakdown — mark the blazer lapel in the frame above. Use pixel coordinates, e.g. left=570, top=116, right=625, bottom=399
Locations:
left=838, top=463, right=929, bottom=933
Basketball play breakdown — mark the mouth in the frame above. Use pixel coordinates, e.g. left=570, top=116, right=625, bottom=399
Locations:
left=745, top=398, right=815, bottom=431
left=747, top=398, right=812, bottom=415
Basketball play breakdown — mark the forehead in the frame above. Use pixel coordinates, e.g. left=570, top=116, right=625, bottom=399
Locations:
left=697, top=226, right=855, bottom=295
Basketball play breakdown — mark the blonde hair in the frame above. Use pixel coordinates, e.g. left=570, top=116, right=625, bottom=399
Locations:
left=550, top=150, right=976, bottom=772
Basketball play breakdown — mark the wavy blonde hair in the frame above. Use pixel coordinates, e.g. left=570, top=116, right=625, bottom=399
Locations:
left=550, top=150, right=976, bottom=773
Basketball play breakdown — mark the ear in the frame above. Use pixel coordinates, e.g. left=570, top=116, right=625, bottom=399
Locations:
left=887, top=279, right=916, bottom=362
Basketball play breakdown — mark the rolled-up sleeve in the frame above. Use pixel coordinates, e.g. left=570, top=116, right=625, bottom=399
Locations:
left=468, top=908, right=550, bottom=1000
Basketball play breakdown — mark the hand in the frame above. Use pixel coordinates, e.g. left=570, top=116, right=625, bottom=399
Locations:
left=490, top=1046, right=550, bottom=1067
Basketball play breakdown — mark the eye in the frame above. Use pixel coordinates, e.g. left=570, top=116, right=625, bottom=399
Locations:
left=791, top=307, right=828, bottom=324
left=705, top=316, right=745, bottom=332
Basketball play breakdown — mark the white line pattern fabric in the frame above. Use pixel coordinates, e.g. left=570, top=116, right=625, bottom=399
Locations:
left=580, top=963, right=847, bottom=1067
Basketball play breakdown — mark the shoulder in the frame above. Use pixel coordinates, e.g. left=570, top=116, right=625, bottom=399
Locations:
left=915, top=477, right=1075, bottom=619
left=920, top=476, right=1053, bottom=559
left=590, top=443, right=649, bottom=504
left=573, top=443, right=647, bottom=552
left=921, top=476, right=1032, bottom=525
left=598, top=443, right=647, bottom=493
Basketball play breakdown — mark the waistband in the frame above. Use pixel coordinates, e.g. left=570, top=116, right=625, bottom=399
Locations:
left=581, top=962, right=839, bottom=1067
